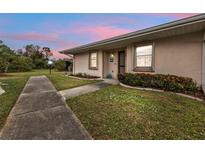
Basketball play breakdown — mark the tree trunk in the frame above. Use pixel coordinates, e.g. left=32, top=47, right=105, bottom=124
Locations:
left=4, top=63, right=9, bottom=73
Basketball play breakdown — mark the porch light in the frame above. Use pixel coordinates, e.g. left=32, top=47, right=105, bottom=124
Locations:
left=109, top=53, right=114, bottom=62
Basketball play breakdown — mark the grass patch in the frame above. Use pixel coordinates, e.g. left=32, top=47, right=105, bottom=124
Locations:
left=47, top=73, right=98, bottom=91
left=67, top=85, right=205, bottom=139
left=0, top=69, right=97, bottom=130
left=0, top=77, right=28, bottom=129
left=2, top=69, right=97, bottom=90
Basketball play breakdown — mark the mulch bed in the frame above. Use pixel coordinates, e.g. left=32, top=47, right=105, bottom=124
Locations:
left=70, top=74, right=100, bottom=79
left=192, top=90, right=205, bottom=100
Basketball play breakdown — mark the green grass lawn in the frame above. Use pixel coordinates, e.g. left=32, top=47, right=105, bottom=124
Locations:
left=3, top=69, right=97, bottom=90
left=0, top=77, right=28, bottom=129
left=67, top=85, right=205, bottom=139
left=0, top=69, right=97, bottom=129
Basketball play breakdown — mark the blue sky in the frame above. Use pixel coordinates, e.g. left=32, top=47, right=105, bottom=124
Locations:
left=0, top=13, right=197, bottom=52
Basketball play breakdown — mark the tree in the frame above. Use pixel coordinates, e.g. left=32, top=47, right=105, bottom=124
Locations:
left=24, top=44, right=47, bottom=69
left=0, top=40, right=15, bottom=72
left=0, top=40, right=33, bottom=73
left=0, top=42, right=53, bottom=72
left=42, top=47, right=53, bottom=59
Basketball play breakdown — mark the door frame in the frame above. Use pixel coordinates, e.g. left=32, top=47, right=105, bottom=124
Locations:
left=118, top=51, right=125, bottom=74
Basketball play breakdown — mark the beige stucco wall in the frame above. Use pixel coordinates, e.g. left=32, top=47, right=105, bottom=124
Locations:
left=126, top=32, right=204, bottom=85
left=202, top=32, right=205, bottom=91
left=125, top=44, right=135, bottom=73
left=73, top=50, right=103, bottom=77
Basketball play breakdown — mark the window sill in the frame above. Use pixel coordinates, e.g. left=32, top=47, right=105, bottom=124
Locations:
left=133, top=67, right=154, bottom=72
left=89, top=67, right=98, bottom=70
left=132, top=71, right=156, bottom=75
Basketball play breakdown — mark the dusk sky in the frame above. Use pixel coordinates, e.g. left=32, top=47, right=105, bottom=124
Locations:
left=0, top=13, right=198, bottom=58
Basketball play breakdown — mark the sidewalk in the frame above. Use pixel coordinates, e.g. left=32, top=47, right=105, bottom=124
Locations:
left=0, top=76, right=91, bottom=140
left=59, top=78, right=119, bottom=100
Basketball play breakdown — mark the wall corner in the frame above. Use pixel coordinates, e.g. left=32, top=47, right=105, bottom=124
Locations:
left=202, top=32, right=205, bottom=93
left=73, top=54, right=75, bottom=74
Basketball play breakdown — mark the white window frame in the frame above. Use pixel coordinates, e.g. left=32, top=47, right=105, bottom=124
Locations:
left=89, top=51, right=98, bottom=70
left=134, top=44, right=154, bottom=72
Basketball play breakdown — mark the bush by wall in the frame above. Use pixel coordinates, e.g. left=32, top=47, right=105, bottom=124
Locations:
left=118, top=73, right=199, bottom=94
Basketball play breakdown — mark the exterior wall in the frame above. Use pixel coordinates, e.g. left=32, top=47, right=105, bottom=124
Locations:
left=73, top=32, right=203, bottom=85
left=125, top=44, right=135, bottom=73
left=73, top=50, right=103, bottom=77
left=202, top=32, right=205, bottom=91
left=126, top=32, right=204, bottom=85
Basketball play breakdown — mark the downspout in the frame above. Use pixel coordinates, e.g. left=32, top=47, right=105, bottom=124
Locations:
left=202, top=32, right=205, bottom=93
left=102, top=50, right=105, bottom=79
left=73, top=54, right=75, bottom=74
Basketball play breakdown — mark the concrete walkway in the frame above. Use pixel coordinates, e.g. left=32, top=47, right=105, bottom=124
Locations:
left=59, top=79, right=119, bottom=100
left=0, top=86, right=5, bottom=95
left=0, top=76, right=91, bottom=140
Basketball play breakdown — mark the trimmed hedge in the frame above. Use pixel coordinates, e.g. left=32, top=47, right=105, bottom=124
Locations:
left=118, top=73, right=199, bottom=94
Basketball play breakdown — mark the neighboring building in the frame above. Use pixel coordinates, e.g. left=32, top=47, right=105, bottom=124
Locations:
left=60, top=14, right=205, bottom=91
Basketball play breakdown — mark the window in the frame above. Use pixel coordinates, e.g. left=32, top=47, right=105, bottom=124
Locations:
left=89, top=52, right=97, bottom=69
left=135, top=45, right=153, bottom=71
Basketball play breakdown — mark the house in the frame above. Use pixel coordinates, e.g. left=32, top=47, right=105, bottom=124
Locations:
left=60, top=14, right=205, bottom=91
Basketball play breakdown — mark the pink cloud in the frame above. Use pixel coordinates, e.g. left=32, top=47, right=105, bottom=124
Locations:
left=0, top=32, right=58, bottom=42
left=83, top=15, right=137, bottom=25
left=0, top=32, right=79, bottom=51
left=78, top=14, right=198, bottom=40
left=0, top=31, right=73, bottom=59
left=71, top=25, right=133, bottom=40
left=153, top=13, right=198, bottom=19
left=54, top=40, right=79, bottom=51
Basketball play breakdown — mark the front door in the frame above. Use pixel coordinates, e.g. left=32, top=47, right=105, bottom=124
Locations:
left=118, top=51, right=125, bottom=74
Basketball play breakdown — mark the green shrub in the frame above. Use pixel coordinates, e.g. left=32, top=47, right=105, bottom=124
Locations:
left=8, top=56, right=33, bottom=72
left=118, top=73, right=199, bottom=94
left=0, top=55, right=33, bottom=73
left=55, top=60, right=65, bottom=71
left=0, top=41, right=34, bottom=72
left=33, top=58, right=47, bottom=69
